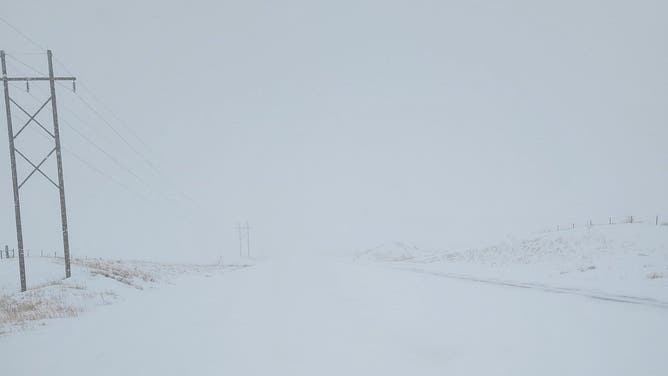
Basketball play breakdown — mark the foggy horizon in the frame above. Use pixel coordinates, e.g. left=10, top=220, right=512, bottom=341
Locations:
left=1, top=1, right=667, bottom=263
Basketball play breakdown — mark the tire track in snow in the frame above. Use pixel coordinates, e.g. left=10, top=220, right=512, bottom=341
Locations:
left=392, top=266, right=668, bottom=309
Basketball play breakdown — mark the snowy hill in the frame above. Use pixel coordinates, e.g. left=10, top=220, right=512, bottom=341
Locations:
left=358, top=224, right=668, bottom=302
left=354, top=241, right=439, bottom=262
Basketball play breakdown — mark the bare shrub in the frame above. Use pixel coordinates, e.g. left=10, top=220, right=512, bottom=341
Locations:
left=646, top=272, right=664, bottom=280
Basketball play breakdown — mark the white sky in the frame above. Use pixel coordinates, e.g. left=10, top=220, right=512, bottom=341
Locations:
left=1, top=0, right=667, bottom=262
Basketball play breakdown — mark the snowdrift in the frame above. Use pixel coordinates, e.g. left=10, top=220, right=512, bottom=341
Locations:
left=359, top=224, right=668, bottom=302
left=354, top=241, right=438, bottom=263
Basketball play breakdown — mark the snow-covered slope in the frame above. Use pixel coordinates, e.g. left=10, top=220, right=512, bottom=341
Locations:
left=354, top=241, right=439, bottom=262
left=358, top=224, right=668, bottom=302
left=0, top=256, right=247, bottom=334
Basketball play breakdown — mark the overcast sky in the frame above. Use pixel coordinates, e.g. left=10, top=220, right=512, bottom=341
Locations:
left=1, top=0, right=667, bottom=262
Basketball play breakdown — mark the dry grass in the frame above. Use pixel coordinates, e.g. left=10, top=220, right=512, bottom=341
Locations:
left=0, top=284, right=119, bottom=331
left=72, top=258, right=156, bottom=288
left=0, top=290, right=80, bottom=325
left=1, top=258, right=245, bottom=333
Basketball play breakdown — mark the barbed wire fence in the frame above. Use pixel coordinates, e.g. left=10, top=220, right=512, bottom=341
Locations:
left=539, top=214, right=668, bottom=234
left=0, top=244, right=70, bottom=260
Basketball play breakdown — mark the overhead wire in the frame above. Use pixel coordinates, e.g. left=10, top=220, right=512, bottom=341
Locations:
left=1, top=18, right=205, bottom=217
left=51, top=56, right=201, bottom=205
left=4, top=53, right=195, bottom=211
left=0, top=14, right=207, bottom=261
left=10, top=71, right=152, bottom=188
left=0, top=15, right=46, bottom=51
left=0, top=17, right=192, bottom=198
left=3, top=59, right=157, bottom=204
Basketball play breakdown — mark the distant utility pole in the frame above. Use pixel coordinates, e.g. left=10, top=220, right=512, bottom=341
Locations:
left=235, top=222, right=252, bottom=258
left=1, top=50, right=75, bottom=292
left=235, top=223, right=243, bottom=257
left=245, top=222, right=251, bottom=258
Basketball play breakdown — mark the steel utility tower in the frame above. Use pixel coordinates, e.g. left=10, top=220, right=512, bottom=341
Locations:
left=1, top=50, right=75, bottom=292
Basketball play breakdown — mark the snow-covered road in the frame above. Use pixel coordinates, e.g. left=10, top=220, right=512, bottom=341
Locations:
left=2, top=256, right=667, bottom=375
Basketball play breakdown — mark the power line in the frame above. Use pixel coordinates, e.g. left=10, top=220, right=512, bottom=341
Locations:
left=51, top=57, right=200, bottom=205
left=5, top=53, right=46, bottom=76
left=62, top=144, right=154, bottom=203
left=0, top=16, right=46, bottom=51
left=3, top=57, right=180, bottom=206
left=71, top=89, right=199, bottom=203
left=9, top=89, right=150, bottom=202
left=6, top=47, right=195, bottom=202
left=8, top=77, right=155, bottom=193
left=13, top=80, right=158, bottom=192
left=5, top=57, right=201, bottom=218
left=53, top=56, right=155, bottom=152
left=0, top=22, right=206, bottom=240
left=13, top=89, right=193, bottom=215
left=6, top=82, right=176, bottom=208
left=0, top=21, right=205, bottom=215
left=62, top=118, right=155, bottom=190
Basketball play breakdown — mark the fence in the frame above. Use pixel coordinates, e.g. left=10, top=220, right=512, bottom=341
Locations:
left=545, top=215, right=668, bottom=233
left=0, top=245, right=62, bottom=260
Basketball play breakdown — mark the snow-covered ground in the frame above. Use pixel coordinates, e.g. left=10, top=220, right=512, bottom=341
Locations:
left=1, top=255, right=666, bottom=375
left=1, top=225, right=667, bottom=375
left=0, top=256, right=248, bottom=335
left=357, top=223, right=668, bottom=304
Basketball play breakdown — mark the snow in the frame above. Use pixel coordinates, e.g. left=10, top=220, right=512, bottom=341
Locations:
left=0, top=256, right=246, bottom=335
left=357, top=223, right=668, bottom=303
left=0, top=225, right=667, bottom=375
left=355, top=241, right=440, bottom=263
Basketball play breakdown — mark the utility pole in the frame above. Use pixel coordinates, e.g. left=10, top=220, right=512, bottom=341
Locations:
left=235, top=223, right=243, bottom=257
left=245, top=222, right=251, bottom=258
left=235, top=222, right=252, bottom=258
left=1, top=51, right=25, bottom=291
left=48, top=50, right=72, bottom=279
left=1, top=50, right=75, bottom=291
